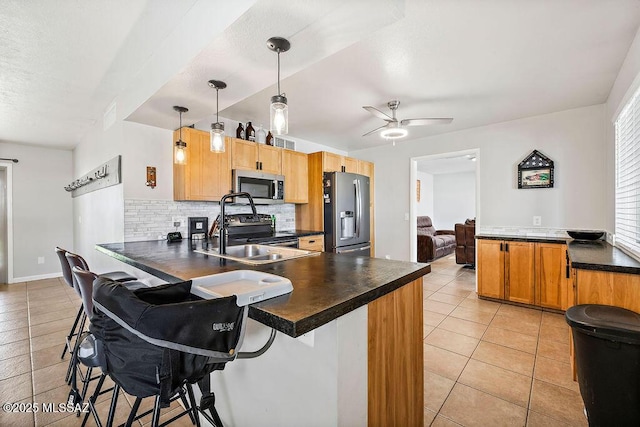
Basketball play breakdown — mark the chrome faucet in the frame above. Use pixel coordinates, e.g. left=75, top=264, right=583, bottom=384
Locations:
left=219, top=192, right=257, bottom=255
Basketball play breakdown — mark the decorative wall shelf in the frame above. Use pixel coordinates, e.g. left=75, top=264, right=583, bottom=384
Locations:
left=65, top=155, right=121, bottom=197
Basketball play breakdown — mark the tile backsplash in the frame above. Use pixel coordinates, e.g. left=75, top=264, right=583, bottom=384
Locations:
left=477, top=226, right=570, bottom=238
left=124, top=199, right=295, bottom=242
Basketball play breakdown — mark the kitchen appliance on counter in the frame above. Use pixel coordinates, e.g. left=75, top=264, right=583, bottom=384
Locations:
left=232, top=170, right=284, bottom=204
left=188, top=216, right=208, bottom=240
left=208, top=213, right=301, bottom=247
left=323, top=171, right=371, bottom=256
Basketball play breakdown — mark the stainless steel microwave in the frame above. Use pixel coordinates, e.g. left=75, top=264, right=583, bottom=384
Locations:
left=232, top=170, right=285, bottom=204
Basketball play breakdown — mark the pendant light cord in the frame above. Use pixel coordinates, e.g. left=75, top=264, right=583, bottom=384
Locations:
left=216, top=88, right=219, bottom=123
left=277, top=50, right=281, bottom=96
left=179, top=111, right=183, bottom=140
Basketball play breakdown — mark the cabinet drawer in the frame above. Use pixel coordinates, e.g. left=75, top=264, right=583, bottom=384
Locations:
left=299, top=235, right=324, bottom=251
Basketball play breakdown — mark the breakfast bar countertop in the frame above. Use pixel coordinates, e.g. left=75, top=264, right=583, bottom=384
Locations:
left=96, top=239, right=430, bottom=337
left=567, top=240, right=640, bottom=275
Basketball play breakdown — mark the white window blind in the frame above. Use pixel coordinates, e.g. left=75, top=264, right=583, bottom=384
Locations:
left=615, top=84, right=640, bottom=259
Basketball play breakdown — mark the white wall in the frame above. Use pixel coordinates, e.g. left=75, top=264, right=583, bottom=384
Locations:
left=0, top=142, right=73, bottom=281
left=416, top=171, right=433, bottom=217
left=433, top=172, right=475, bottom=231
left=351, top=105, right=607, bottom=262
left=605, top=26, right=640, bottom=235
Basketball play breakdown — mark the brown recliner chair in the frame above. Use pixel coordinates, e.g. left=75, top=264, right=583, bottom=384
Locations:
left=417, top=216, right=456, bottom=262
left=455, top=219, right=476, bottom=266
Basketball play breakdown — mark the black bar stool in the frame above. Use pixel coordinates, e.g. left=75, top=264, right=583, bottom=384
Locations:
left=87, top=278, right=248, bottom=427
left=57, top=247, right=137, bottom=383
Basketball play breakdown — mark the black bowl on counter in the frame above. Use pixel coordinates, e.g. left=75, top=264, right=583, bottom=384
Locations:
left=567, top=230, right=605, bottom=241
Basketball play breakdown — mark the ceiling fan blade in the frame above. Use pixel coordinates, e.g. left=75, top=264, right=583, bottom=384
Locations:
left=400, top=118, right=453, bottom=126
left=362, top=124, right=388, bottom=137
left=363, top=106, right=393, bottom=121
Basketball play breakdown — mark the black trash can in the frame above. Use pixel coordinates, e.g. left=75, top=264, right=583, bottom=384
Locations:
left=565, top=304, right=640, bottom=426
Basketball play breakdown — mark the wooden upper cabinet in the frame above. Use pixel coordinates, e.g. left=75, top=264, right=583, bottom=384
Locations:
left=477, top=240, right=505, bottom=299
left=258, top=144, right=282, bottom=175
left=173, top=129, right=231, bottom=201
left=535, top=243, right=569, bottom=310
left=282, top=149, right=308, bottom=203
left=358, top=160, right=374, bottom=178
left=343, top=156, right=359, bottom=173
left=322, top=152, right=344, bottom=172
left=505, top=241, right=535, bottom=305
left=231, top=138, right=282, bottom=174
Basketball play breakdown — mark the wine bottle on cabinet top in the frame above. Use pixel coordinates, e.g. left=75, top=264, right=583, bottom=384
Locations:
left=236, top=123, right=244, bottom=139
left=246, top=122, right=255, bottom=142
left=266, top=131, right=273, bottom=146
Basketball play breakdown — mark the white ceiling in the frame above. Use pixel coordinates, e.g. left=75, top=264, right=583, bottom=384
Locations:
left=2, top=0, right=640, bottom=152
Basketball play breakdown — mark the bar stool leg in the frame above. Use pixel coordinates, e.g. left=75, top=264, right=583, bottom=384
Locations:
left=151, top=395, right=162, bottom=427
left=61, top=305, right=84, bottom=360
left=106, top=384, right=120, bottom=427
left=66, top=311, right=87, bottom=384
left=124, top=397, right=142, bottom=427
left=185, top=383, right=201, bottom=427
left=83, top=373, right=107, bottom=427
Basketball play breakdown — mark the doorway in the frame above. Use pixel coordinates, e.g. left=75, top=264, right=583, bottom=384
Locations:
left=0, top=167, right=7, bottom=284
left=409, top=149, right=480, bottom=262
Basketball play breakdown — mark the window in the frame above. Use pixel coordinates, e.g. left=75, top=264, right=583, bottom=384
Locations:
left=615, top=84, right=640, bottom=259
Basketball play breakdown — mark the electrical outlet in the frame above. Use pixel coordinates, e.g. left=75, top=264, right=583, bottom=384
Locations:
left=37, top=256, right=44, bottom=264
left=171, top=216, right=182, bottom=228
left=404, top=213, right=409, bottom=221
left=533, top=216, right=542, bottom=226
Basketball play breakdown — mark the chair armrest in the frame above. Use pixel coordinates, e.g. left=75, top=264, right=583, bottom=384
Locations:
left=436, top=230, right=455, bottom=236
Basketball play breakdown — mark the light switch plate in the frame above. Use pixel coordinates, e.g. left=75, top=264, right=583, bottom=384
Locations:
left=533, top=216, right=542, bottom=226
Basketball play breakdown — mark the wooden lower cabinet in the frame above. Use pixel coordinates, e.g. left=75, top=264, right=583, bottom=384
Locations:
left=477, top=240, right=505, bottom=299
left=536, top=243, right=570, bottom=310
left=477, top=239, right=569, bottom=310
left=574, top=269, right=640, bottom=313
left=298, top=235, right=324, bottom=251
left=505, top=241, right=535, bottom=305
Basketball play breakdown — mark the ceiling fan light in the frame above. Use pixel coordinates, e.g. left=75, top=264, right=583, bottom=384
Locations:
left=380, top=127, right=408, bottom=140
left=270, top=94, right=288, bottom=135
left=210, top=122, right=225, bottom=152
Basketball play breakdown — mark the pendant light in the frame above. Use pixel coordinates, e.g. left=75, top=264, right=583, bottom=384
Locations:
left=267, top=37, right=291, bottom=135
left=173, top=106, right=188, bottom=165
left=208, top=80, right=227, bottom=152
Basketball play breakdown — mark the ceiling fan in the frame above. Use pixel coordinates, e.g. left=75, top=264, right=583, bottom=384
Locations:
left=362, top=100, right=453, bottom=139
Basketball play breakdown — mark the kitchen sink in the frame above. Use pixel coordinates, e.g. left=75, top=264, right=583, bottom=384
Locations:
left=194, top=244, right=319, bottom=265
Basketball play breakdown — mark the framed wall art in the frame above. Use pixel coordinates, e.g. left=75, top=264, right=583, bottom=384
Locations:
left=517, top=150, right=554, bottom=189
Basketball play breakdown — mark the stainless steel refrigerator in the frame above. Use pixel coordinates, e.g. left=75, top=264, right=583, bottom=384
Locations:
left=323, top=171, right=371, bottom=256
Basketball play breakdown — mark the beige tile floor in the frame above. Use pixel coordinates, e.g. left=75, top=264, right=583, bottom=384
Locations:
left=0, top=257, right=588, bottom=426
left=423, top=255, right=587, bottom=426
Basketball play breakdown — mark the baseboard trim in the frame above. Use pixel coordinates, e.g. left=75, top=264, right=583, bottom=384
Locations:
left=11, top=272, right=62, bottom=284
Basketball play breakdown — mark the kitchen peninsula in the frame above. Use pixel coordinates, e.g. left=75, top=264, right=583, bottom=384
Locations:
left=96, top=239, right=430, bottom=427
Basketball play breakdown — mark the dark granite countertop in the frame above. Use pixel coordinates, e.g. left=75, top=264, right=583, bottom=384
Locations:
left=476, top=234, right=569, bottom=244
left=96, top=240, right=430, bottom=337
left=568, top=240, right=640, bottom=275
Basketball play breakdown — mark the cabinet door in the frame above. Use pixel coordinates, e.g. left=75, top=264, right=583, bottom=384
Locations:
left=344, top=156, right=359, bottom=173
left=535, top=243, right=569, bottom=310
left=322, top=152, right=344, bottom=172
left=506, top=241, right=535, bottom=305
left=173, top=129, right=230, bottom=201
left=201, top=137, right=232, bottom=200
left=358, top=160, right=374, bottom=178
left=231, top=138, right=258, bottom=171
left=258, top=144, right=282, bottom=174
left=477, top=240, right=505, bottom=299
left=282, top=150, right=308, bottom=203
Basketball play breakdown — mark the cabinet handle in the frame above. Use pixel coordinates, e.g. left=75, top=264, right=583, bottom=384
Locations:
left=500, top=242, right=503, bottom=251
left=256, top=161, right=259, bottom=170
left=260, top=162, right=263, bottom=170
left=308, top=240, right=315, bottom=244
left=566, top=265, right=570, bottom=279
left=505, top=243, right=509, bottom=252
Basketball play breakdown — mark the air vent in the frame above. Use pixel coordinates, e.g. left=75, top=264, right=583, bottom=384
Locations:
left=274, top=137, right=295, bottom=150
